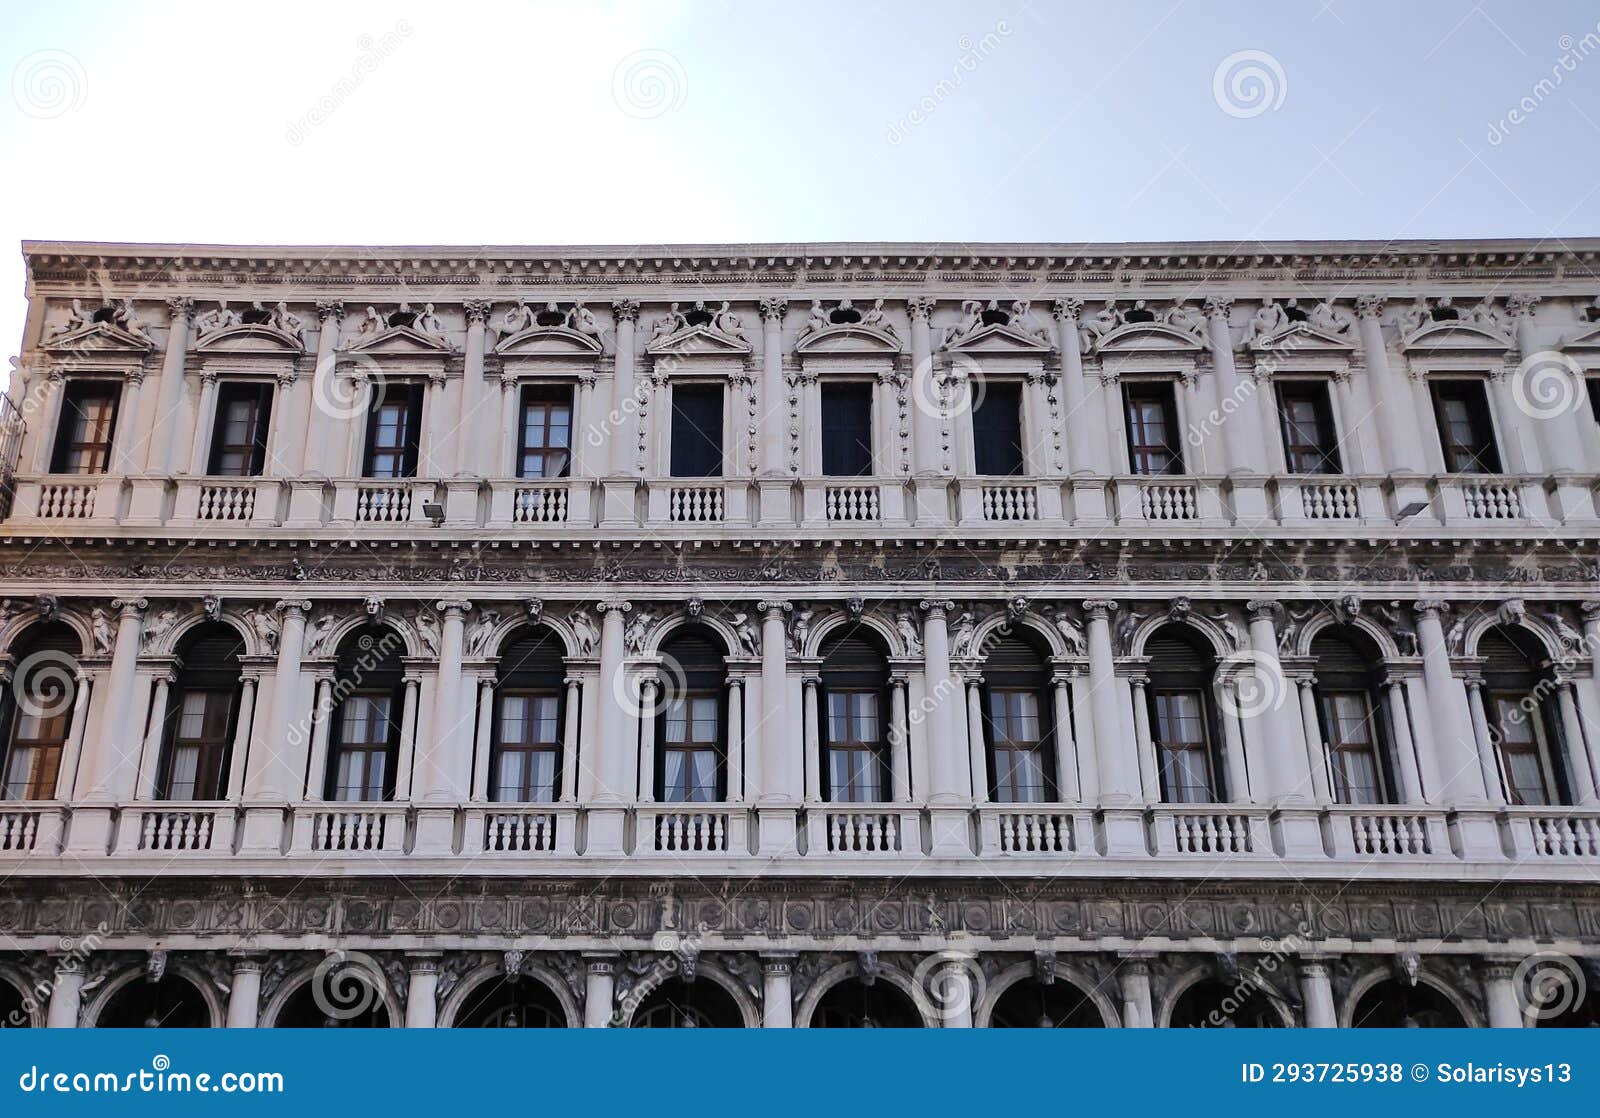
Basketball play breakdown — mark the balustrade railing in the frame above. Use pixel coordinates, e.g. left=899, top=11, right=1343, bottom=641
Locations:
left=806, top=807, right=918, bottom=854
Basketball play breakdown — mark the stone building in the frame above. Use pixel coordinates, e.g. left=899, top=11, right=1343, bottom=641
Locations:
left=0, top=239, right=1599, bottom=1028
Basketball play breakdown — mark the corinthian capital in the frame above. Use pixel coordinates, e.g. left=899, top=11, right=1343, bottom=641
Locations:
left=759, top=298, right=788, bottom=323
left=316, top=300, right=345, bottom=322
left=463, top=299, right=493, bottom=324
left=611, top=299, right=640, bottom=323
left=1202, top=296, right=1233, bottom=320
left=1355, top=295, right=1385, bottom=320
left=165, top=296, right=194, bottom=323
left=1052, top=298, right=1083, bottom=322
left=906, top=296, right=936, bottom=322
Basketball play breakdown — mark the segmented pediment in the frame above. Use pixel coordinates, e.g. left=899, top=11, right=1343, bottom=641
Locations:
left=1247, top=322, right=1357, bottom=354
left=43, top=321, right=154, bottom=355
left=1090, top=321, right=1205, bottom=356
left=345, top=325, right=454, bottom=355
left=646, top=323, right=752, bottom=356
left=194, top=323, right=305, bottom=354
left=1558, top=323, right=1600, bottom=353
left=494, top=325, right=603, bottom=357
left=1400, top=320, right=1515, bottom=356
left=795, top=323, right=902, bottom=356
left=944, top=321, right=1053, bottom=354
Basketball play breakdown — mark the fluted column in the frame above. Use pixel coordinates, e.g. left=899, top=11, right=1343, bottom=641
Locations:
left=76, top=598, right=146, bottom=804
left=226, top=957, right=262, bottom=1028
left=608, top=301, right=639, bottom=474
left=404, top=955, right=440, bottom=1028
left=588, top=601, right=631, bottom=855
left=147, top=297, right=193, bottom=473
left=759, top=299, right=787, bottom=474
left=1298, top=957, right=1336, bottom=1027
left=908, top=297, right=940, bottom=474
left=583, top=954, right=617, bottom=1028
left=45, top=962, right=83, bottom=1028
left=1355, top=297, right=1424, bottom=473
left=761, top=954, right=795, bottom=1027
left=458, top=300, right=491, bottom=475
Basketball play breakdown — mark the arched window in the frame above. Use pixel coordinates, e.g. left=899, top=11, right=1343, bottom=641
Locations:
left=631, top=977, right=742, bottom=1028
left=1350, top=979, right=1464, bottom=1027
left=655, top=630, right=727, bottom=803
left=96, top=975, right=212, bottom=1028
left=0, top=623, right=81, bottom=801
left=811, top=979, right=922, bottom=1028
left=991, top=979, right=1106, bottom=1027
left=981, top=632, right=1056, bottom=803
left=273, top=982, right=390, bottom=1028
left=455, top=974, right=566, bottom=1028
left=1310, top=628, right=1395, bottom=805
left=1168, top=978, right=1282, bottom=1028
left=1480, top=627, right=1567, bottom=805
left=492, top=627, right=566, bottom=803
left=325, top=627, right=405, bottom=802
left=157, top=623, right=244, bottom=801
left=1145, top=626, right=1223, bottom=803
left=819, top=631, right=890, bottom=803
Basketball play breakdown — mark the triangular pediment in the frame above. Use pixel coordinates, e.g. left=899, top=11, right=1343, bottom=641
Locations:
left=1558, top=322, right=1600, bottom=352
left=346, top=325, right=454, bottom=355
left=1400, top=320, right=1514, bottom=355
left=646, top=324, right=752, bottom=356
left=1091, top=321, right=1205, bottom=356
left=796, top=323, right=903, bottom=356
left=494, top=325, right=603, bottom=357
left=44, top=322, right=154, bottom=355
left=945, top=321, right=1052, bottom=354
left=194, top=323, right=305, bottom=354
left=1247, top=322, right=1356, bottom=354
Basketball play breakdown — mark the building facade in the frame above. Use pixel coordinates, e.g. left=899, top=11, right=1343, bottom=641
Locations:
left=1, top=238, right=1599, bottom=1028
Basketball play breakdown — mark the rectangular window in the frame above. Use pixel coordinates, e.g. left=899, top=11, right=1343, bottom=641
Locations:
left=1430, top=380, right=1501, bottom=473
left=492, top=692, right=560, bottom=803
left=988, top=689, right=1046, bottom=803
left=1276, top=381, right=1341, bottom=474
left=669, top=384, right=724, bottom=478
left=160, top=689, right=233, bottom=801
left=1491, top=695, right=1551, bottom=806
left=825, top=690, right=883, bottom=802
left=1123, top=382, right=1183, bottom=475
left=820, top=383, right=874, bottom=476
left=362, top=385, right=423, bottom=478
left=2, top=706, right=68, bottom=801
left=661, top=693, right=719, bottom=802
left=516, top=385, right=573, bottom=479
left=1151, top=690, right=1214, bottom=803
left=208, top=382, right=274, bottom=477
left=972, top=382, right=1025, bottom=476
left=331, top=693, right=396, bottom=801
left=1319, top=690, right=1383, bottom=805
left=50, top=381, right=120, bottom=475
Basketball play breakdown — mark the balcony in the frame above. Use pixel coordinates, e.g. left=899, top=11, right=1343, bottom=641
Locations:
left=4, top=471, right=1594, bottom=536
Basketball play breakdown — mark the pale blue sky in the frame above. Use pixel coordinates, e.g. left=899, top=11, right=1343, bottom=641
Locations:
left=3, top=0, right=1599, bottom=354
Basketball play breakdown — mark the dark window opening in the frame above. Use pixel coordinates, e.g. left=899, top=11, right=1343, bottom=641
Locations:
left=326, top=628, right=404, bottom=802
left=972, top=382, right=1025, bottom=476
left=492, top=627, right=566, bottom=803
left=50, top=381, right=120, bottom=475
left=239, top=306, right=272, bottom=326
left=535, top=305, right=566, bottom=327
left=1123, top=382, right=1183, bottom=475
left=1429, top=380, right=1501, bottom=473
left=654, top=631, right=728, bottom=802
left=829, top=304, right=862, bottom=325
left=1587, top=378, right=1600, bottom=425
left=819, top=632, right=890, bottom=804
left=363, top=384, right=423, bottom=479
left=1431, top=303, right=1462, bottom=322
left=684, top=305, right=715, bottom=327
left=1310, top=629, right=1396, bottom=807
left=158, top=625, right=244, bottom=802
left=90, top=306, right=116, bottom=324
left=821, top=383, right=873, bottom=476
left=0, top=625, right=79, bottom=801
left=669, top=384, right=724, bottom=478
left=1284, top=302, right=1309, bottom=323
left=980, top=304, right=1012, bottom=326
left=1276, top=381, right=1341, bottom=474
left=386, top=308, right=416, bottom=328
left=1146, top=629, right=1223, bottom=803
left=208, top=382, right=273, bottom=477
left=982, top=633, right=1056, bottom=803
left=517, top=384, right=572, bottom=479
left=1122, top=304, right=1156, bottom=324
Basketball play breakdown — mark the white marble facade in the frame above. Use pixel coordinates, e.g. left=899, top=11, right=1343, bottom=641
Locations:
left=1, top=240, right=1600, bottom=1029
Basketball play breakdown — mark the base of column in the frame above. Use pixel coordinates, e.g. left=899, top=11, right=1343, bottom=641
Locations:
left=584, top=806, right=628, bottom=856
left=1069, top=476, right=1110, bottom=525
left=1448, top=807, right=1505, bottom=861
left=599, top=480, right=639, bottom=527
left=1270, top=807, right=1326, bottom=859
left=284, top=479, right=330, bottom=528
left=62, top=805, right=115, bottom=856
left=1228, top=475, right=1271, bottom=525
left=911, top=478, right=952, bottom=527
left=121, top=476, right=172, bottom=527
left=755, top=806, right=799, bottom=857
left=926, top=806, right=972, bottom=857
left=412, top=807, right=457, bottom=855
left=1098, top=806, right=1148, bottom=857
left=238, top=806, right=288, bottom=855
left=756, top=479, right=795, bottom=527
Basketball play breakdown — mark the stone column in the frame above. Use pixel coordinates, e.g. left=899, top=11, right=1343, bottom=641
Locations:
left=73, top=598, right=146, bottom=814
left=300, top=675, right=332, bottom=802
left=186, top=371, right=220, bottom=475
left=802, top=675, right=822, bottom=801
left=726, top=676, right=744, bottom=802
left=1084, top=600, right=1142, bottom=853
left=1388, top=679, right=1429, bottom=802
left=302, top=301, right=343, bottom=476
left=413, top=599, right=470, bottom=852
left=1244, top=603, right=1319, bottom=861
left=571, top=374, right=597, bottom=477
left=964, top=677, right=988, bottom=803
left=1117, top=955, right=1153, bottom=1028
left=147, top=297, right=193, bottom=473
left=269, top=369, right=310, bottom=477
left=135, top=672, right=173, bottom=799
left=226, top=956, right=262, bottom=1028
left=1355, top=297, right=1425, bottom=475
left=45, top=961, right=83, bottom=1028
left=1575, top=601, right=1600, bottom=797
left=1556, top=682, right=1599, bottom=805
left=423, top=371, right=452, bottom=476
left=1214, top=680, right=1251, bottom=801
left=1203, top=298, right=1259, bottom=474
left=394, top=674, right=421, bottom=800
left=113, top=371, right=145, bottom=475
left=1464, top=679, right=1506, bottom=806
left=583, top=954, right=617, bottom=1028
left=1414, top=599, right=1498, bottom=857
left=560, top=676, right=582, bottom=803
left=758, top=299, right=788, bottom=474
left=1298, top=957, right=1336, bottom=1028
left=469, top=675, right=494, bottom=798
left=921, top=600, right=968, bottom=853
left=1295, top=678, right=1334, bottom=804
left=1481, top=958, right=1525, bottom=1028
left=1052, top=299, right=1093, bottom=474
left=761, top=954, right=795, bottom=1028
left=404, top=955, right=440, bottom=1028
left=458, top=300, right=491, bottom=475
left=496, top=373, right=519, bottom=477
left=1511, top=293, right=1594, bottom=474
left=756, top=601, right=798, bottom=853
left=889, top=675, right=911, bottom=802
left=1130, top=677, right=1161, bottom=800
left=588, top=601, right=631, bottom=855
left=241, top=599, right=309, bottom=852
left=31, top=371, right=65, bottom=473
left=52, top=668, right=93, bottom=802
left=1050, top=675, right=1080, bottom=801
left=636, top=676, right=658, bottom=802
left=608, top=301, right=639, bottom=474
left=908, top=297, right=940, bottom=474
left=939, top=957, right=975, bottom=1028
